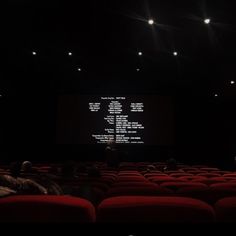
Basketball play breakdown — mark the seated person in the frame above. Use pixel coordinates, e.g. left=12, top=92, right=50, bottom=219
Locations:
left=21, top=161, right=39, bottom=176
left=0, top=186, right=16, bottom=197
left=105, top=139, right=120, bottom=168
left=0, top=162, right=47, bottom=195
left=21, top=161, right=63, bottom=195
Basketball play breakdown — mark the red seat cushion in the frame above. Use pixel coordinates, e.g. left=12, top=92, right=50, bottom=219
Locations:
left=106, top=186, right=172, bottom=197
left=0, top=195, right=96, bottom=222
left=160, top=182, right=207, bottom=191
left=98, top=196, right=215, bottom=222
left=215, top=197, right=236, bottom=221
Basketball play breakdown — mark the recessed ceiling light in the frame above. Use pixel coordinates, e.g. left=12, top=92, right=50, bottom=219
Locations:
left=173, top=51, right=178, bottom=56
left=204, top=18, right=211, bottom=24
left=68, top=52, right=72, bottom=56
left=78, top=68, right=82, bottom=71
left=230, top=80, right=235, bottom=85
left=148, top=19, right=154, bottom=25
left=32, top=51, right=37, bottom=55
left=214, top=94, right=218, bottom=97
left=136, top=68, right=140, bottom=72
left=138, top=51, right=143, bottom=56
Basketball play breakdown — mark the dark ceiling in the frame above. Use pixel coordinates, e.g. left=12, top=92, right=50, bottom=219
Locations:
left=5, top=0, right=236, bottom=97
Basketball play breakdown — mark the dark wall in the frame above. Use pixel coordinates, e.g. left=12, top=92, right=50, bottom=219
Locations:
left=175, top=96, right=236, bottom=168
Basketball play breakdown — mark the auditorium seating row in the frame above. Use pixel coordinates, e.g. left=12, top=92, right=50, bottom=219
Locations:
left=0, top=195, right=236, bottom=222
left=1, top=162, right=236, bottom=222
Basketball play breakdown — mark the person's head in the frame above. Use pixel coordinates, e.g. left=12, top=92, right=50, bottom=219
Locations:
left=107, top=139, right=116, bottom=148
left=21, top=161, right=33, bottom=172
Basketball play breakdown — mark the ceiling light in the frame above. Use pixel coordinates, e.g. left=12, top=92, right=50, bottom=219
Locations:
left=138, top=52, right=142, bottom=56
left=214, top=94, right=218, bottom=97
left=173, top=51, right=178, bottom=56
left=148, top=19, right=154, bottom=25
left=204, top=18, right=211, bottom=24
left=32, top=51, right=37, bottom=55
left=78, top=68, right=82, bottom=71
left=68, top=52, right=72, bottom=56
left=136, top=68, right=140, bottom=72
left=230, top=80, right=235, bottom=85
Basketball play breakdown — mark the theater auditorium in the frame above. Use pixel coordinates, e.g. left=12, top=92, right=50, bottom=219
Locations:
left=2, top=0, right=236, bottom=226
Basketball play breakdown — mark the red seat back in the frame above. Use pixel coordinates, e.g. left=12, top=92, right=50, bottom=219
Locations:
left=98, top=196, right=215, bottom=222
left=215, top=197, right=236, bottom=221
left=0, top=195, right=96, bottom=222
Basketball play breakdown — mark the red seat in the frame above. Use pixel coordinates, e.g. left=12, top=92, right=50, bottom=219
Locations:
left=200, top=168, right=220, bottom=172
left=111, top=182, right=158, bottom=188
left=210, top=183, right=236, bottom=189
left=191, top=165, right=208, bottom=168
left=118, top=173, right=143, bottom=177
left=145, top=174, right=169, bottom=179
left=215, top=197, right=236, bottom=222
left=186, top=171, right=208, bottom=175
left=116, top=176, right=147, bottom=182
left=164, top=171, right=184, bottom=174
left=170, top=173, right=194, bottom=178
left=179, top=176, right=207, bottom=182
left=197, top=173, right=221, bottom=178
left=204, top=184, right=236, bottom=204
left=160, top=182, right=207, bottom=191
left=193, top=177, right=227, bottom=185
left=223, top=174, right=236, bottom=178
left=180, top=168, right=199, bottom=172
left=97, top=196, right=215, bottom=222
left=177, top=186, right=210, bottom=199
left=0, top=195, right=96, bottom=222
left=149, top=176, right=184, bottom=184
left=106, top=186, right=172, bottom=197
left=211, top=171, right=232, bottom=175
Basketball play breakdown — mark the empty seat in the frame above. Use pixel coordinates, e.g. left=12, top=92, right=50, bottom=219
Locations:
left=111, top=182, right=158, bottom=188
left=223, top=174, right=236, bottom=178
left=179, top=176, right=207, bottom=182
left=160, top=182, right=207, bottom=191
left=211, top=171, right=232, bottom=175
left=106, top=186, right=172, bottom=197
left=116, top=176, right=147, bottom=182
left=0, top=195, right=96, bottom=222
left=97, top=196, right=215, bottom=222
left=149, top=176, right=184, bottom=184
left=191, top=165, right=208, bottom=168
left=204, top=184, right=236, bottom=204
left=200, top=168, right=220, bottom=172
left=193, top=177, right=227, bottom=185
left=215, top=197, right=236, bottom=222
left=164, top=171, right=184, bottom=174
left=186, top=171, right=208, bottom=175
left=145, top=173, right=169, bottom=179
left=197, top=173, right=221, bottom=178
left=180, top=168, right=199, bottom=172
left=170, top=173, right=194, bottom=178
left=177, top=186, right=210, bottom=199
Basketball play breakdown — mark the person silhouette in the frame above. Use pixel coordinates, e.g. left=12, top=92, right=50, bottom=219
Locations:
left=105, top=139, right=120, bottom=168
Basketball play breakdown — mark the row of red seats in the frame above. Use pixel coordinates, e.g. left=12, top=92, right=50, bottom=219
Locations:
left=0, top=195, right=236, bottom=222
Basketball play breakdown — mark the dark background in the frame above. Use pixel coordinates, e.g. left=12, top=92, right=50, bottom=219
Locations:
left=2, top=0, right=236, bottom=168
